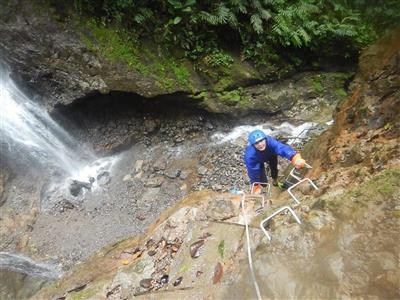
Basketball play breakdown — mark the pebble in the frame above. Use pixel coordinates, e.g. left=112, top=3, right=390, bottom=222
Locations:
left=139, top=278, right=153, bottom=289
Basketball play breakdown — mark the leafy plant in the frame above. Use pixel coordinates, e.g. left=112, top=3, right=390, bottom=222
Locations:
left=218, top=240, right=225, bottom=258
left=204, top=50, right=234, bottom=68
left=68, top=0, right=394, bottom=72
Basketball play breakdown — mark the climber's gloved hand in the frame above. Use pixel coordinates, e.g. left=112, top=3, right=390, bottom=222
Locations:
left=251, top=184, right=262, bottom=194
left=291, top=153, right=306, bottom=169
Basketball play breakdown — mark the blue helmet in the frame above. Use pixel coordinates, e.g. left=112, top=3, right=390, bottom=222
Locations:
left=248, top=129, right=267, bottom=145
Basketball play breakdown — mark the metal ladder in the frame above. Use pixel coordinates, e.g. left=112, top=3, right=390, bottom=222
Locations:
left=258, top=163, right=318, bottom=242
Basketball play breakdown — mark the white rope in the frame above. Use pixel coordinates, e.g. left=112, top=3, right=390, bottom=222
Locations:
left=238, top=191, right=262, bottom=300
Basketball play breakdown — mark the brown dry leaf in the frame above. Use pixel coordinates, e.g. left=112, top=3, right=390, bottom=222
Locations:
left=212, top=262, right=223, bottom=284
left=131, top=249, right=144, bottom=261
left=190, top=240, right=205, bottom=258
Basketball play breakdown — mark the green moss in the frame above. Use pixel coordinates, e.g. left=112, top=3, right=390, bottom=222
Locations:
left=364, top=168, right=400, bottom=196
left=79, top=19, right=192, bottom=92
left=335, top=88, right=347, bottom=97
left=327, top=168, right=400, bottom=212
left=217, top=89, right=242, bottom=106
left=214, top=77, right=234, bottom=92
left=311, top=77, right=324, bottom=94
left=68, top=279, right=108, bottom=300
left=81, top=20, right=145, bottom=71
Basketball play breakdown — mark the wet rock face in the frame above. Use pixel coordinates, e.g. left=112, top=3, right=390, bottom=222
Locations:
left=307, top=29, right=400, bottom=187
left=54, top=92, right=234, bottom=155
left=0, top=1, right=351, bottom=116
left=0, top=2, right=166, bottom=109
left=0, top=270, right=48, bottom=300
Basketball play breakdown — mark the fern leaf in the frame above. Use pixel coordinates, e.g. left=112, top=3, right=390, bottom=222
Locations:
left=251, top=14, right=263, bottom=34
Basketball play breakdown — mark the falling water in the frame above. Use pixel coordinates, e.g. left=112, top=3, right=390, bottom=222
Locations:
left=0, top=252, right=62, bottom=279
left=0, top=68, right=95, bottom=177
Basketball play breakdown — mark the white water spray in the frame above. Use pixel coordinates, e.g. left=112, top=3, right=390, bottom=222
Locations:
left=0, top=69, right=93, bottom=176
left=0, top=252, right=63, bottom=279
left=211, top=121, right=318, bottom=145
left=0, top=67, right=117, bottom=183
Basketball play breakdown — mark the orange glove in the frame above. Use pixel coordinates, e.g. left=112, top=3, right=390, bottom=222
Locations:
left=251, top=184, right=262, bottom=194
left=291, top=153, right=306, bottom=169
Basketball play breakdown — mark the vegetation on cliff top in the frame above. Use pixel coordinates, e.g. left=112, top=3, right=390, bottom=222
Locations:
left=56, top=0, right=399, bottom=67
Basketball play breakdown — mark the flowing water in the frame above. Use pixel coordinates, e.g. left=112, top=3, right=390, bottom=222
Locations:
left=0, top=67, right=118, bottom=292
left=211, top=121, right=319, bottom=145
left=0, top=68, right=95, bottom=177
left=0, top=252, right=62, bottom=279
left=0, top=252, right=62, bottom=299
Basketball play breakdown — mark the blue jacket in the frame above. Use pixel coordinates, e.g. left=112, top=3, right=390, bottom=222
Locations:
left=244, top=136, right=296, bottom=184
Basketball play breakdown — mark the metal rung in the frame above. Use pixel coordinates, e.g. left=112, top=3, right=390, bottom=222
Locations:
left=250, top=181, right=271, bottom=199
left=288, top=167, right=302, bottom=182
left=244, top=194, right=266, bottom=209
left=285, top=163, right=313, bottom=186
left=260, top=206, right=302, bottom=242
left=288, top=178, right=319, bottom=204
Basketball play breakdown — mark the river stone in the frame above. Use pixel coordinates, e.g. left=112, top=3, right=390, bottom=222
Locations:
left=144, top=177, right=164, bottom=188
left=144, top=119, right=158, bottom=134
left=97, top=171, right=111, bottom=185
left=69, top=180, right=91, bottom=197
left=179, top=170, right=190, bottom=180
left=165, top=169, right=181, bottom=179
left=197, top=166, right=208, bottom=176
left=134, top=160, right=144, bottom=173
left=123, top=174, right=132, bottom=182
left=153, top=159, right=167, bottom=172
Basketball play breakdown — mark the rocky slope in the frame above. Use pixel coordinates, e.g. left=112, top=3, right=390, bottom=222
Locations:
left=31, top=29, right=400, bottom=299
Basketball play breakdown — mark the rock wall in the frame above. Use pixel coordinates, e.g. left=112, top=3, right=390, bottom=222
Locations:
left=30, top=29, right=400, bottom=300
left=306, top=28, right=400, bottom=190
left=0, top=0, right=350, bottom=116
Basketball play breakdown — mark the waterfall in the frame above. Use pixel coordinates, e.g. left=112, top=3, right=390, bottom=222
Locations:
left=0, top=68, right=95, bottom=177
left=0, top=252, right=62, bottom=279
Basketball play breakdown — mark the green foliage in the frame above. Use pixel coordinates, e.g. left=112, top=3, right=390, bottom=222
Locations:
left=67, top=0, right=396, bottom=75
left=218, top=240, right=225, bottom=258
left=81, top=19, right=191, bottom=91
left=335, top=88, right=347, bottom=97
left=81, top=20, right=144, bottom=71
left=204, top=50, right=234, bottom=68
left=312, top=77, right=324, bottom=93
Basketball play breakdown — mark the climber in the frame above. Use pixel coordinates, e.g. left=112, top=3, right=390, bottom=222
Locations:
left=244, top=129, right=306, bottom=194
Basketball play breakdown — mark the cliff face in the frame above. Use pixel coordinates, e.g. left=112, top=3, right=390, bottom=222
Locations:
left=307, top=28, right=400, bottom=190
left=31, top=30, right=400, bottom=299
left=0, top=1, right=350, bottom=116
